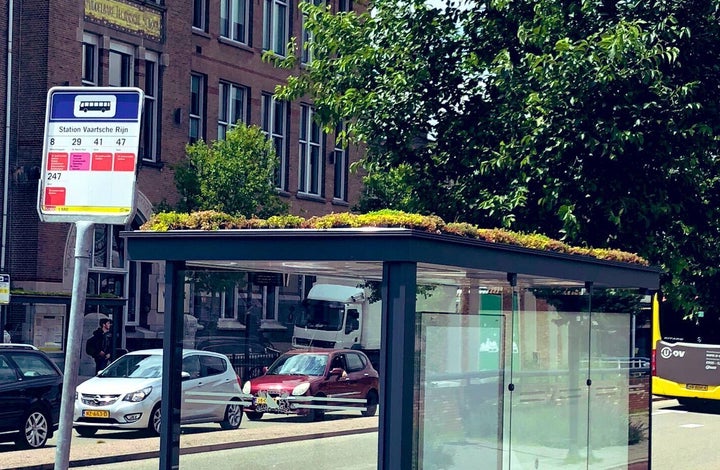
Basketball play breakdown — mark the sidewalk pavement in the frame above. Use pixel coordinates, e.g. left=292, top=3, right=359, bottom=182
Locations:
left=2, top=416, right=379, bottom=470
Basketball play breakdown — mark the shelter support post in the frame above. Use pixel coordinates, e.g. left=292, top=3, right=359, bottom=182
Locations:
left=159, top=261, right=185, bottom=470
left=379, top=261, right=417, bottom=470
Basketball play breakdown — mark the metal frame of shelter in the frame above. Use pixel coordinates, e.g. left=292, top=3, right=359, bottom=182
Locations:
left=122, top=227, right=660, bottom=470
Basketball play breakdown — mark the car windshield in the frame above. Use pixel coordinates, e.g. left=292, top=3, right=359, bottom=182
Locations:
left=99, top=354, right=162, bottom=378
left=295, top=300, right=344, bottom=331
left=266, top=353, right=328, bottom=376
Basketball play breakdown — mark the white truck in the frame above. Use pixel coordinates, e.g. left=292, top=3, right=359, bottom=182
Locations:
left=292, top=282, right=381, bottom=369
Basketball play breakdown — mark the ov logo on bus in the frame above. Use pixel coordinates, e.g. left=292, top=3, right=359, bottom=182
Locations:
left=660, top=347, right=685, bottom=359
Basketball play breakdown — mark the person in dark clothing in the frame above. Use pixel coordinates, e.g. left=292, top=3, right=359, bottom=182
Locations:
left=86, top=318, right=112, bottom=373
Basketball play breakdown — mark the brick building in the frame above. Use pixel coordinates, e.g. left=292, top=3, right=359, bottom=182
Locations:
left=0, top=0, right=364, bottom=361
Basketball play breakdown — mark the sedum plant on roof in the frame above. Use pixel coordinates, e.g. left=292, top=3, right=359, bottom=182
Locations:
left=140, top=209, right=647, bottom=266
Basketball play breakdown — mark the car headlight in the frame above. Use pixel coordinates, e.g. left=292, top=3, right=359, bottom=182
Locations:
left=123, top=386, right=152, bottom=402
left=292, top=382, right=310, bottom=396
left=242, top=381, right=252, bottom=394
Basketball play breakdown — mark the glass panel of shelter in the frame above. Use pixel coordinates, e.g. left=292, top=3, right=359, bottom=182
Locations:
left=412, top=275, right=645, bottom=470
left=67, top=262, right=648, bottom=468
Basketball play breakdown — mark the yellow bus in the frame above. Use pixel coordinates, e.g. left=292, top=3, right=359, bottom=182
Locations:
left=652, top=293, right=720, bottom=405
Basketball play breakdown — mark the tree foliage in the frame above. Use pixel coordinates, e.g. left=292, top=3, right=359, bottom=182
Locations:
left=271, top=0, right=720, bottom=314
left=172, top=124, right=288, bottom=322
left=174, top=123, right=288, bottom=218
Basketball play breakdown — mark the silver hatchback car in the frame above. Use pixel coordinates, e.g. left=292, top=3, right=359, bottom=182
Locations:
left=73, top=349, right=245, bottom=436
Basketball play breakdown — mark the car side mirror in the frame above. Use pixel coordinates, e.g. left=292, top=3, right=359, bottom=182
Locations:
left=262, top=366, right=268, bottom=374
left=329, top=367, right=344, bottom=377
left=181, top=371, right=191, bottom=380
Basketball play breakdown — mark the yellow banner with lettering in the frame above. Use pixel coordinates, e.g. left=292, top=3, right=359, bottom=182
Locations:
left=85, top=0, right=162, bottom=41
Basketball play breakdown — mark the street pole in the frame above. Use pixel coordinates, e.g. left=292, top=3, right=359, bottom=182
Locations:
left=55, top=221, right=93, bottom=470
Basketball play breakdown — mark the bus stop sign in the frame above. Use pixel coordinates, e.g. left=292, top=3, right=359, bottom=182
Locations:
left=37, top=86, right=144, bottom=224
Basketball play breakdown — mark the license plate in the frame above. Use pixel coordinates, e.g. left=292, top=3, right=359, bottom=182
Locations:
left=83, top=409, right=109, bottom=418
left=256, top=397, right=266, bottom=405
left=686, top=384, right=708, bottom=391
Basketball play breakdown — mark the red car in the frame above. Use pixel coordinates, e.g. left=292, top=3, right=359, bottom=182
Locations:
left=241, top=348, right=379, bottom=421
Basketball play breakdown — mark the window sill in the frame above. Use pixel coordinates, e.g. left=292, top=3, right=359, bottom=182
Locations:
left=218, top=37, right=254, bottom=54
left=140, top=160, right=164, bottom=170
left=296, top=192, right=325, bottom=203
left=331, top=199, right=349, bottom=207
left=192, top=28, right=211, bottom=39
left=262, top=49, right=287, bottom=60
left=217, top=319, right=246, bottom=330
left=260, top=320, right=287, bottom=331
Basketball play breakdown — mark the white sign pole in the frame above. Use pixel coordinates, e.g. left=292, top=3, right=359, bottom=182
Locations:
left=54, top=221, right=93, bottom=470
left=35, top=86, right=143, bottom=470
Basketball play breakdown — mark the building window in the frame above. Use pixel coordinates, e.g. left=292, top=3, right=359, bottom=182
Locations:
left=220, top=0, right=249, bottom=44
left=82, top=33, right=100, bottom=86
left=92, top=225, right=125, bottom=270
left=263, top=0, right=288, bottom=56
left=86, top=225, right=126, bottom=313
left=301, top=0, right=323, bottom=64
left=190, top=73, right=206, bottom=143
left=141, top=51, right=160, bottom=163
left=261, top=93, right=287, bottom=190
left=333, top=123, right=348, bottom=201
left=218, top=81, right=249, bottom=140
left=193, top=0, right=208, bottom=31
left=337, top=0, right=352, bottom=12
left=298, top=104, right=323, bottom=196
left=108, top=41, right=135, bottom=87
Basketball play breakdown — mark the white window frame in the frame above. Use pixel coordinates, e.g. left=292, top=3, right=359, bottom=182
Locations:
left=301, top=0, right=323, bottom=64
left=220, top=0, right=249, bottom=44
left=263, top=0, right=289, bottom=56
left=298, top=104, right=323, bottom=196
left=190, top=74, right=205, bottom=143
left=87, top=225, right=127, bottom=319
left=108, top=41, right=135, bottom=87
left=82, top=32, right=100, bottom=86
left=261, top=93, right=288, bottom=190
left=91, top=225, right=126, bottom=271
left=142, top=50, right=160, bottom=163
left=218, top=81, right=249, bottom=140
left=193, top=0, right=208, bottom=31
left=127, top=262, right=142, bottom=326
left=333, top=123, right=348, bottom=202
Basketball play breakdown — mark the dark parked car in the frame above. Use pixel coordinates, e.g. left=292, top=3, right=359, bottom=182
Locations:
left=196, top=336, right=282, bottom=381
left=195, top=336, right=280, bottom=356
left=0, top=344, right=63, bottom=449
left=242, top=348, right=379, bottom=421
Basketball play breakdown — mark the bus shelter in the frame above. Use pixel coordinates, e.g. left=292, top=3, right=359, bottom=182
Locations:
left=123, top=227, right=660, bottom=470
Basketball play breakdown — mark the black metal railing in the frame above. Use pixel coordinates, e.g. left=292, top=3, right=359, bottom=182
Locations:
left=227, top=351, right=281, bottom=382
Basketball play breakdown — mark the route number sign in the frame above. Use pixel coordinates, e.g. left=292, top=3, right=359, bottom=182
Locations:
left=37, top=87, right=144, bottom=224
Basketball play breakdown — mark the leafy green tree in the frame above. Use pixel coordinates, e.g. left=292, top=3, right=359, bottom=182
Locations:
left=174, top=123, right=288, bottom=218
left=173, top=124, right=287, bottom=338
left=270, top=0, right=720, bottom=313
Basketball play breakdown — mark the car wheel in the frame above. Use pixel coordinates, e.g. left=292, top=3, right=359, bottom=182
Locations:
left=245, top=410, right=264, bottom=421
left=15, top=408, right=50, bottom=449
left=147, top=403, right=162, bottom=436
left=75, top=426, right=98, bottom=437
left=361, top=390, right=378, bottom=417
left=220, top=399, right=243, bottom=429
